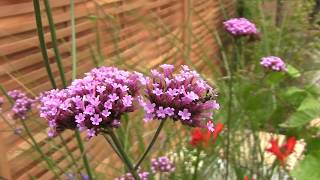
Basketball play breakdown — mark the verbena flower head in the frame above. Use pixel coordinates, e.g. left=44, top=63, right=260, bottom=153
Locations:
left=140, top=64, right=219, bottom=127
left=115, top=171, right=149, bottom=180
left=8, top=90, right=34, bottom=120
left=151, top=156, right=175, bottom=173
left=39, top=67, right=144, bottom=139
left=266, top=136, right=297, bottom=165
left=223, top=18, right=257, bottom=37
left=260, top=56, right=287, bottom=72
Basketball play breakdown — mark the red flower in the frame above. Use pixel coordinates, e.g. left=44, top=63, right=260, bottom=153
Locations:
left=266, top=136, right=297, bottom=165
left=190, top=128, right=211, bottom=147
left=283, top=137, right=297, bottom=156
left=213, top=122, right=223, bottom=140
left=190, top=122, right=223, bottom=148
left=243, top=176, right=255, bottom=180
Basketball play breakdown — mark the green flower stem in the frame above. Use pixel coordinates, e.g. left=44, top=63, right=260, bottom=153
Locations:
left=32, top=0, right=57, bottom=88
left=0, top=85, right=63, bottom=177
left=71, top=0, right=77, bottom=79
left=69, top=0, right=94, bottom=178
left=43, top=0, right=80, bottom=173
left=74, top=130, right=94, bottom=180
left=225, top=37, right=239, bottom=180
left=43, top=0, right=67, bottom=88
left=102, top=133, right=123, bottom=162
left=134, top=120, right=166, bottom=170
left=192, top=149, right=201, bottom=180
left=21, top=120, right=62, bottom=180
left=108, top=130, right=141, bottom=180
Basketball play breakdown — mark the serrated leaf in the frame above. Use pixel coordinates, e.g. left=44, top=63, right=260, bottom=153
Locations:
left=281, top=108, right=320, bottom=128
left=287, top=64, right=301, bottom=78
left=291, top=152, right=320, bottom=180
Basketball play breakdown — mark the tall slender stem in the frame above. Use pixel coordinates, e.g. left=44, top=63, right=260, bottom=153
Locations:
left=21, top=120, right=62, bottom=180
left=102, top=133, right=123, bottom=162
left=134, top=120, right=166, bottom=170
left=43, top=0, right=67, bottom=87
left=74, top=130, right=94, bottom=179
left=225, top=37, right=238, bottom=180
left=192, top=149, right=201, bottom=180
left=108, top=130, right=141, bottom=180
left=69, top=0, right=94, bottom=178
left=71, top=0, right=77, bottom=79
left=32, top=0, right=57, bottom=88
left=43, top=0, right=80, bottom=173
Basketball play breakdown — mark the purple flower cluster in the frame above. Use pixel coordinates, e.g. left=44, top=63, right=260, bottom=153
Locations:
left=223, top=18, right=257, bottom=37
left=151, top=156, right=175, bottom=173
left=65, top=173, right=89, bottom=180
left=139, top=64, right=219, bottom=127
left=0, top=97, right=3, bottom=112
left=115, top=171, right=149, bottom=180
left=260, top=56, right=287, bottom=72
left=8, top=90, right=34, bottom=120
left=39, top=67, right=144, bottom=138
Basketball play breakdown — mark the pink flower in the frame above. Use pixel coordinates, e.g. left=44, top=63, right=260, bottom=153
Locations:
left=178, top=109, right=191, bottom=120
left=223, top=18, right=257, bottom=37
left=260, top=56, right=287, bottom=72
left=140, top=65, right=219, bottom=128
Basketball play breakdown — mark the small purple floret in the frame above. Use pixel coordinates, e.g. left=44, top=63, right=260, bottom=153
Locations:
left=8, top=90, right=34, bottom=120
left=151, top=156, right=175, bottom=174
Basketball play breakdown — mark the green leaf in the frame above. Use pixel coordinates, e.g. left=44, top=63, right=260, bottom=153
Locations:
left=283, top=87, right=308, bottom=106
left=298, top=96, right=320, bottom=111
left=281, top=108, right=320, bottom=128
left=291, top=152, right=320, bottom=180
left=266, top=72, right=285, bottom=85
left=287, top=64, right=301, bottom=78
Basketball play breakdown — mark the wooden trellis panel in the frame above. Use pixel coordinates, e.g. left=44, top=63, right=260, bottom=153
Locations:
left=0, top=0, right=234, bottom=179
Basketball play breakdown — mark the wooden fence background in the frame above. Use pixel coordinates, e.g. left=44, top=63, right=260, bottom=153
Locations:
left=0, top=0, right=234, bottom=179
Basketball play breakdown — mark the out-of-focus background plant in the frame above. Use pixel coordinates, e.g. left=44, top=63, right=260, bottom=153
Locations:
left=0, top=0, right=319, bottom=180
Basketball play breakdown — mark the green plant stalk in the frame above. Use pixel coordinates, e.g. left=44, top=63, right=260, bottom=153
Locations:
left=70, top=0, right=94, bottom=179
left=43, top=0, right=67, bottom=88
left=225, top=37, right=239, bottom=180
left=192, top=149, right=201, bottom=180
left=108, top=130, right=141, bottom=180
left=0, top=84, right=13, bottom=104
left=134, top=120, right=166, bottom=170
left=32, top=0, right=57, bottom=89
left=71, top=0, right=77, bottom=79
left=43, top=0, right=80, bottom=173
left=21, top=120, right=62, bottom=180
left=74, top=130, right=94, bottom=179
left=102, top=133, right=123, bottom=161
left=0, top=84, right=64, bottom=177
